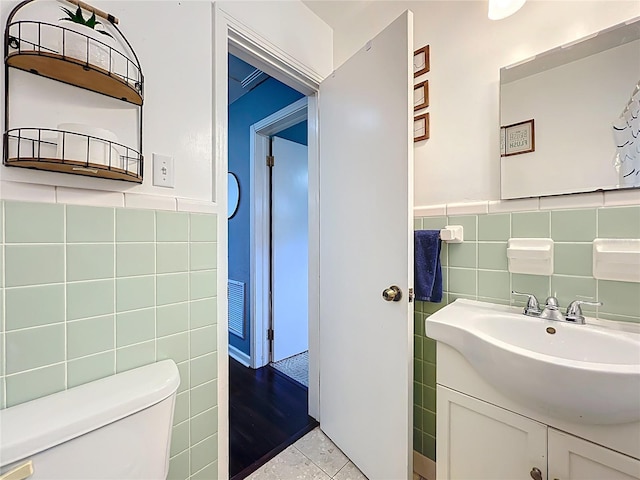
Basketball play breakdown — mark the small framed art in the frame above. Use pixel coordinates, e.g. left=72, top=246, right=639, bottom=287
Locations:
left=414, top=113, right=430, bottom=142
left=503, top=119, right=535, bottom=156
left=414, top=45, right=430, bottom=78
left=414, top=80, right=429, bottom=111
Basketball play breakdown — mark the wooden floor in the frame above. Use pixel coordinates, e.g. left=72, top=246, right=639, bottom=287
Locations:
left=229, top=357, right=318, bottom=480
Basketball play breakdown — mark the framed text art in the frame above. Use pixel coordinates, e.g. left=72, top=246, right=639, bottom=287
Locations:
left=502, top=119, right=535, bottom=156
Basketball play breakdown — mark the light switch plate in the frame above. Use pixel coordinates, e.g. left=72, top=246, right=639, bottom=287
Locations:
left=153, top=153, right=174, bottom=188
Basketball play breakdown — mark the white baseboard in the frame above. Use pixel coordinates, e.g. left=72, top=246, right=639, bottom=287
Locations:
left=414, top=450, right=436, bottom=480
left=229, top=344, right=251, bottom=367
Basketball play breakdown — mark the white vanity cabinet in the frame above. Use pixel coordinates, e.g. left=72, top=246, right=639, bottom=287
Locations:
left=548, top=430, right=640, bottom=480
left=437, top=386, right=640, bottom=480
left=437, top=386, right=547, bottom=480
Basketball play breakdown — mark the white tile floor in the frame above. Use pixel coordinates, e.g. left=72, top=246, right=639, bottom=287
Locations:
left=246, top=427, right=429, bottom=480
left=246, top=427, right=368, bottom=480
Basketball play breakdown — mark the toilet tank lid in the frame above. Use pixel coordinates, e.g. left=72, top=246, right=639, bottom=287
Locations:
left=0, top=360, right=180, bottom=467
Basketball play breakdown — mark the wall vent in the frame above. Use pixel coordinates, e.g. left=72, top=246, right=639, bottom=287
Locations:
left=228, top=280, right=246, bottom=339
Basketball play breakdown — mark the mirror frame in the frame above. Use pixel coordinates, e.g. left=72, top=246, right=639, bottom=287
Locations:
left=228, top=172, right=240, bottom=219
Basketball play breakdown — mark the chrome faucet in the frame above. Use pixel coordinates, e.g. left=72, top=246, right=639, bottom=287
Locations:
left=511, top=291, right=602, bottom=324
left=564, top=300, right=603, bottom=324
left=539, top=296, right=565, bottom=322
left=511, top=291, right=541, bottom=316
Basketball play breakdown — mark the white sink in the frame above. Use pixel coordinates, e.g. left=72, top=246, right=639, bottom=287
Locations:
left=426, top=299, right=640, bottom=425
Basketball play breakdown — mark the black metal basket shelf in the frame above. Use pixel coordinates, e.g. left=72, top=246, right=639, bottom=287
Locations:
left=4, top=0, right=145, bottom=184
left=4, top=127, right=143, bottom=183
left=6, top=20, right=143, bottom=105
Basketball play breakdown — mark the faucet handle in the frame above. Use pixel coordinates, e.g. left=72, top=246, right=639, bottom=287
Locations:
left=511, top=291, right=541, bottom=315
left=565, top=300, right=603, bottom=323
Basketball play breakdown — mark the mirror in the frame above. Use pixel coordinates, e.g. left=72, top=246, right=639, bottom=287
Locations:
left=228, top=172, right=240, bottom=219
left=500, top=18, right=640, bottom=199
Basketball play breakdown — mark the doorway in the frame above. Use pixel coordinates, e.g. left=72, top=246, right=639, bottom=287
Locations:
left=216, top=9, right=414, bottom=479
left=227, top=54, right=307, bottom=368
left=247, top=97, right=309, bottom=376
left=227, top=54, right=316, bottom=479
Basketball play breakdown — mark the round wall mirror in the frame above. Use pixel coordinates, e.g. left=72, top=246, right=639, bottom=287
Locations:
left=228, top=172, right=240, bottom=219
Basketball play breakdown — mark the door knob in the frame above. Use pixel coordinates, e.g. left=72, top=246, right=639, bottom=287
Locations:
left=382, top=285, right=402, bottom=302
left=530, top=467, right=543, bottom=480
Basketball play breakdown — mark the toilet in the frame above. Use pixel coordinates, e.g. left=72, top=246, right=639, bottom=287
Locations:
left=0, top=360, right=180, bottom=479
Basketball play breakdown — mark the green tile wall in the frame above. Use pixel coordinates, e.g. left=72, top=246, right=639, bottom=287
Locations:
left=413, top=205, right=640, bottom=462
left=0, top=201, right=219, bottom=480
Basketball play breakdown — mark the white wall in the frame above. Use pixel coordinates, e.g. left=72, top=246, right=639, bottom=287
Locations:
left=218, top=1, right=332, bottom=83
left=1, top=0, right=214, bottom=203
left=321, top=0, right=640, bottom=206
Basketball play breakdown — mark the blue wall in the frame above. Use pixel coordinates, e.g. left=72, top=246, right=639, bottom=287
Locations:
left=228, top=77, right=305, bottom=356
left=276, top=121, right=308, bottom=145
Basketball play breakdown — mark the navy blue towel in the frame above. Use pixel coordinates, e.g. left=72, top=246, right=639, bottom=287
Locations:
left=414, top=230, right=443, bottom=303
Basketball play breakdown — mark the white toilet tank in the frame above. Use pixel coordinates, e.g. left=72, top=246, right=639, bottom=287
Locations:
left=0, top=360, right=180, bottom=480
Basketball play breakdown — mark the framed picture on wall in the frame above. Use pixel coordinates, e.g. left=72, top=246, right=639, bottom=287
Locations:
left=414, top=45, right=430, bottom=78
left=414, top=80, right=429, bottom=111
left=500, top=127, right=506, bottom=156
left=503, top=119, right=535, bottom=156
left=414, top=113, right=430, bottom=142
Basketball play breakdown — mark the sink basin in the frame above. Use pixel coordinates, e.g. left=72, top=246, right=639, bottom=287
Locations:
left=426, top=299, right=640, bottom=425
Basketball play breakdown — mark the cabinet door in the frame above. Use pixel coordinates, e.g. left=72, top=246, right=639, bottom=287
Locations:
left=549, top=429, right=640, bottom=480
left=437, top=386, right=547, bottom=480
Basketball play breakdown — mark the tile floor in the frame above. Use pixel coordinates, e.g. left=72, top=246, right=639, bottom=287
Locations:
left=246, top=426, right=428, bottom=480
left=246, top=427, right=368, bottom=480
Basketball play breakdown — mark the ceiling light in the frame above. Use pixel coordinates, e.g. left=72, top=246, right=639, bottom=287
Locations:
left=488, top=0, right=526, bottom=20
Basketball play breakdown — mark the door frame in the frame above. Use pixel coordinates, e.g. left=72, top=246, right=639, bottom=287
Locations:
left=249, top=97, right=308, bottom=369
left=214, top=6, right=322, bottom=478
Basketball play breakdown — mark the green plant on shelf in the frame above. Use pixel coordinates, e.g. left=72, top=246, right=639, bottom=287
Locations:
left=59, top=6, right=113, bottom=38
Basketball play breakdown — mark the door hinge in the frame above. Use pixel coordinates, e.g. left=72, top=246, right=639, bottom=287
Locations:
left=266, top=155, right=275, bottom=167
left=267, top=328, right=274, bottom=341
left=408, top=287, right=415, bottom=303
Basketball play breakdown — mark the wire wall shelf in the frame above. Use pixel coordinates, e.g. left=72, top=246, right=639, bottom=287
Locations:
left=4, top=0, right=145, bottom=184
left=6, top=20, right=143, bottom=105
left=5, top=127, right=143, bottom=183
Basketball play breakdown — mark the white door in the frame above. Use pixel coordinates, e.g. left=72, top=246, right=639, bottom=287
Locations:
left=271, top=136, right=309, bottom=362
left=549, top=429, right=640, bottom=480
left=437, top=386, right=547, bottom=480
left=319, top=11, right=414, bottom=479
